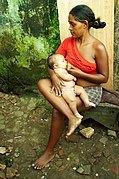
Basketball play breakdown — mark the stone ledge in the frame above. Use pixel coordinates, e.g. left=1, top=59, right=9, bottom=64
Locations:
left=82, top=103, right=119, bottom=131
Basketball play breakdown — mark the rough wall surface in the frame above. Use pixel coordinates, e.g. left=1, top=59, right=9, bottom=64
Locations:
left=114, top=1, right=119, bottom=90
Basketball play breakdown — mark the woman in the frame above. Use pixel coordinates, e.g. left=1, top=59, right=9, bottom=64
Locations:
left=32, top=4, right=109, bottom=169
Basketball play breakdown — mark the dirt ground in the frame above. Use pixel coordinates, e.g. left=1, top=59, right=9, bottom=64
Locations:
left=0, top=91, right=119, bottom=179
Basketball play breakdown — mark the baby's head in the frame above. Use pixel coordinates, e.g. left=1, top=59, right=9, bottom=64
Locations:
left=48, top=54, right=67, bottom=69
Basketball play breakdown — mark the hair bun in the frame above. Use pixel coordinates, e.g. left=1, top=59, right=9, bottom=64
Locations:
left=93, top=18, right=106, bottom=29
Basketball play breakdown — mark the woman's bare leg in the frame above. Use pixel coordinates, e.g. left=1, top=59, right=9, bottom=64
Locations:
left=32, top=79, right=80, bottom=169
left=32, top=79, right=93, bottom=169
left=32, top=108, right=65, bottom=169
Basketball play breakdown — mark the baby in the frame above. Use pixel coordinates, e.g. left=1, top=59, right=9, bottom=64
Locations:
left=48, top=54, right=95, bottom=136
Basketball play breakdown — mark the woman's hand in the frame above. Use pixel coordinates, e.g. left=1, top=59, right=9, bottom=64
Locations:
left=50, top=73, right=64, bottom=96
left=67, top=66, right=83, bottom=78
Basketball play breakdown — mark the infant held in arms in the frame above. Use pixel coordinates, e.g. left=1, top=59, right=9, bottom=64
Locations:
left=48, top=54, right=95, bottom=136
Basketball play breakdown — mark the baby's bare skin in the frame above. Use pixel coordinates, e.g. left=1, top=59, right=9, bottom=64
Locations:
left=66, top=115, right=83, bottom=137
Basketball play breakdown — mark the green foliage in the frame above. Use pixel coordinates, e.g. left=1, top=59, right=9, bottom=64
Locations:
left=19, top=0, right=50, bottom=37
left=48, top=2, right=61, bottom=54
left=16, top=34, right=49, bottom=68
left=0, top=0, right=60, bottom=93
left=0, top=31, right=19, bottom=59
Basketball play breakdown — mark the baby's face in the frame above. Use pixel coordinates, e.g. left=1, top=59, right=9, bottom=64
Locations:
left=55, top=54, right=67, bottom=69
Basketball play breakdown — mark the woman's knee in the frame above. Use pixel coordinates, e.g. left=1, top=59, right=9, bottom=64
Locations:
left=37, top=79, right=44, bottom=89
left=37, top=79, right=51, bottom=91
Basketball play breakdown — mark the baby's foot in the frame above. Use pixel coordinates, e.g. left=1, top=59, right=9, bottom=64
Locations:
left=85, top=102, right=96, bottom=108
left=75, top=112, right=83, bottom=119
left=66, top=117, right=82, bottom=137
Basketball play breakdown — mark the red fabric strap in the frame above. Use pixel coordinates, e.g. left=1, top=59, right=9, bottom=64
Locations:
left=56, top=37, right=97, bottom=74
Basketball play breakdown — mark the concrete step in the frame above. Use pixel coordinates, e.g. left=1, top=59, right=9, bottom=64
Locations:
left=82, top=103, right=119, bottom=131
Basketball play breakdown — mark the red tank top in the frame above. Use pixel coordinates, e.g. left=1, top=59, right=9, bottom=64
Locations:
left=56, top=37, right=97, bottom=74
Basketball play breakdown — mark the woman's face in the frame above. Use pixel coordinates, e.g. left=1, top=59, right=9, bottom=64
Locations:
left=68, top=14, right=86, bottom=38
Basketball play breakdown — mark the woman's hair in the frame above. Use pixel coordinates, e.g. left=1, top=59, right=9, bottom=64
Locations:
left=69, top=5, right=106, bottom=29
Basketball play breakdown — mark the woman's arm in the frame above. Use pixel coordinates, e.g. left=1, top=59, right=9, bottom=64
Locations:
left=48, top=68, right=64, bottom=96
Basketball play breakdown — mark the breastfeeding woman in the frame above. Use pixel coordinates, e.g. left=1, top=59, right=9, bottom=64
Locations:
left=32, top=4, right=109, bottom=169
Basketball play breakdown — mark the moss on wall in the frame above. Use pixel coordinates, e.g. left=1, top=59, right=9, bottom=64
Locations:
left=0, top=0, right=60, bottom=94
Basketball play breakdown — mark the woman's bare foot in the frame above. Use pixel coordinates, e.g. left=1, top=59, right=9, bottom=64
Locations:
left=32, top=150, right=54, bottom=170
left=66, top=116, right=83, bottom=137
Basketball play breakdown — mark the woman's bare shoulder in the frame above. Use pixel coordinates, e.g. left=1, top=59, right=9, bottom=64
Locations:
left=92, top=37, right=106, bottom=51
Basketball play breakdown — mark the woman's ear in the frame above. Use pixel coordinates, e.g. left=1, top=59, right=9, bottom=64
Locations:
left=83, top=20, right=88, bottom=28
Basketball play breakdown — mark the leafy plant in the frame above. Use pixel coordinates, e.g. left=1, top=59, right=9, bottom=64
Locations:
left=0, top=0, right=61, bottom=93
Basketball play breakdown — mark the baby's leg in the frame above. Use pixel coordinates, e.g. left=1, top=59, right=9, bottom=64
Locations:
left=74, top=86, right=96, bottom=107
left=62, top=90, right=83, bottom=118
left=62, top=91, right=83, bottom=136
left=66, top=116, right=82, bottom=137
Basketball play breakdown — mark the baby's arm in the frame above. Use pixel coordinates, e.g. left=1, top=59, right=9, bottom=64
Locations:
left=54, top=69, right=76, bottom=81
